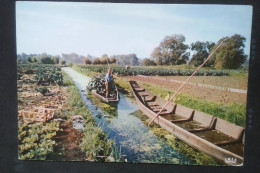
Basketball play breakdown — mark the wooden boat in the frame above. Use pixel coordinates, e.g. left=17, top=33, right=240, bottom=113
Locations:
left=129, top=80, right=244, bottom=165
left=91, top=86, right=119, bottom=103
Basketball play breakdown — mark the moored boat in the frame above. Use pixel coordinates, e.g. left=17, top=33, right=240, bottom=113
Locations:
left=129, top=80, right=244, bottom=165
left=91, top=88, right=119, bottom=103
left=87, top=75, right=119, bottom=103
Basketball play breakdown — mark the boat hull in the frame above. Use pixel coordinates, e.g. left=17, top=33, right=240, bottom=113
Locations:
left=91, top=89, right=119, bottom=103
left=129, top=80, right=244, bottom=165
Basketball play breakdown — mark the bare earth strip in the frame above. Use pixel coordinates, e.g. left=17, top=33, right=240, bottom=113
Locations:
left=137, top=75, right=247, bottom=94
left=145, top=76, right=248, bottom=90
left=125, top=76, right=247, bottom=105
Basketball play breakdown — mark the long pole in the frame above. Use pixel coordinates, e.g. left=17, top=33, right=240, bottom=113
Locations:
left=148, top=41, right=224, bottom=126
left=106, top=57, right=111, bottom=69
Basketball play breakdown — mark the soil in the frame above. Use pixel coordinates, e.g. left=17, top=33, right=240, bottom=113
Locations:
left=18, top=73, right=86, bottom=161
left=51, top=120, right=86, bottom=161
left=126, top=76, right=247, bottom=105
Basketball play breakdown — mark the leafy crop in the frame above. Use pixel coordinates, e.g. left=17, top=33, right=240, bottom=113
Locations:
left=77, top=65, right=229, bottom=76
left=87, top=75, right=117, bottom=98
left=18, top=121, right=60, bottom=160
left=17, top=64, right=63, bottom=85
left=35, top=65, right=63, bottom=85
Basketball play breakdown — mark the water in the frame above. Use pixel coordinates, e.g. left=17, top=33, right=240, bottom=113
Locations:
left=62, top=67, right=192, bottom=164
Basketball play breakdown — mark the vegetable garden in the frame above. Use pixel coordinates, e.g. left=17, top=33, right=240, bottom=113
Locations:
left=17, top=64, right=119, bottom=161
left=77, top=65, right=229, bottom=76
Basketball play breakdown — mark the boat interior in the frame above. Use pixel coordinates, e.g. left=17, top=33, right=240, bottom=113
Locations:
left=130, top=81, right=244, bottom=156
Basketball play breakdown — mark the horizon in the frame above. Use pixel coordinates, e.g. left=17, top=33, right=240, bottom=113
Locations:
left=16, top=2, right=252, bottom=59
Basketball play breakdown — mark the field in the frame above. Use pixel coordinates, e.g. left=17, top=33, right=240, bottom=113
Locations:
left=77, top=65, right=230, bottom=76
left=125, top=76, right=247, bottom=105
left=17, top=64, right=248, bottom=164
left=75, top=65, right=248, bottom=127
left=151, top=75, right=248, bottom=90
left=17, top=64, right=120, bottom=161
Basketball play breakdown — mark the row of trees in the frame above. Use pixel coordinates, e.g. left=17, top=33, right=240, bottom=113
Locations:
left=17, top=53, right=138, bottom=66
left=84, top=54, right=116, bottom=65
left=83, top=54, right=141, bottom=66
left=17, top=34, right=248, bottom=69
left=17, top=53, right=66, bottom=65
left=148, top=34, right=247, bottom=69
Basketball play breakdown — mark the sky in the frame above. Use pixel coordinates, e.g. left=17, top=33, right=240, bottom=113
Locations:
left=16, top=2, right=253, bottom=59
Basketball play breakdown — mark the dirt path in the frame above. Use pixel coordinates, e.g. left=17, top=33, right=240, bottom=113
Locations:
left=51, top=120, right=86, bottom=161
left=126, top=76, right=247, bottom=105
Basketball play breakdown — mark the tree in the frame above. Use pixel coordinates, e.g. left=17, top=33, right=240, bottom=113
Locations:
left=115, top=54, right=139, bottom=66
left=61, top=60, right=66, bottom=65
left=109, top=57, right=116, bottom=64
left=92, top=58, right=100, bottom=65
left=213, top=34, right=247, bottom=69
left=100, top=57, right=107, bottom=65
left=142, top=58, right=157, bottom=66
left=190, top=41, right=216, bottom=67
left=32, top=57, right=38, bottom=63
left=52, top=57, right=60, bottom=64
left=40, top=57, right=54, bottom=64
left=27, top=57, right=32, bottom=63
left=151, top=34, right=190, bottom=65
left=84, top=58, right=92, bottom=65
left=100, top=54, right=110, bottom=65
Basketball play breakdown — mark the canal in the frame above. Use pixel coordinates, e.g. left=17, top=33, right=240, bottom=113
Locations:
left=62, top=67, right=192, bottom=164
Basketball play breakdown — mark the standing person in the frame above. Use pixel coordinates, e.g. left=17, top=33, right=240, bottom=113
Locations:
left=105, top=69, right=113, bottom=98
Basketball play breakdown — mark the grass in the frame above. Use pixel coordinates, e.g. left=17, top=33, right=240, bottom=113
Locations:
left=72, top=65, right=98, bottom=78
left=141, top=83, right=246, bottom=127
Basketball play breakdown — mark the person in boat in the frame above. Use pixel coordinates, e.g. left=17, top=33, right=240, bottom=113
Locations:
left=105, top=69, right=113, bottom=98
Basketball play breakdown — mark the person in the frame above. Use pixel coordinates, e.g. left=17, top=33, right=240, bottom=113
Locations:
left=105, top=69, right=113, bottom=98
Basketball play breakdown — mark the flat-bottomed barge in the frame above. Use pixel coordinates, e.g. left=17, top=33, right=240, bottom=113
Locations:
left=129, top=81, right=244, bottom=165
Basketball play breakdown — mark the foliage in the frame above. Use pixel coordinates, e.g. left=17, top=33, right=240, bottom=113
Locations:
left=151, top=34, right=190, bottom=65
left=52, top=57, right=60, bottom=64
left=40, top=57, right=55, bottom=64
left=100, top=57, right=108, bottom=65
left=17, top=64, right=37, bottom=75
left=61, top=60, right=66, bottom=65
left=92, top=58, right=101, bottom=65
left=80, top=123, right=113, bottom=161
left=190, top=41, right=216, bottom=67
left=87, top=75, right=117, bottom=98
left=108, top=57, right=116, bottom=64
left=115, top=54, right=139, bottom=66
left=212, top=34, right=247, bottom=69
left=142, top=58, right=157, bottom=66
left=76, top=65, right=229, bottom=76
left=27, top=57, right=33, bottom=63
left=18, top=121, right=60, bottom=160
left=35, top=65, right=63, bottom=85
left=84, top=58, right=92, bottom=65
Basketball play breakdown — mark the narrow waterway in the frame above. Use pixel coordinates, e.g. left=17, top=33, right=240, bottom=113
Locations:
left=62, top=67, right=192, bottom=164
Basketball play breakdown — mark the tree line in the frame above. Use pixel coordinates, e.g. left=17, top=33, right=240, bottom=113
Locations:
left=17, top=53, right=140, bottom=66
left=17, top=33, right=248, bottom=69
left=17, top=53, right=66, bottom=65
left=145, top=34, right=248, bottom=69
